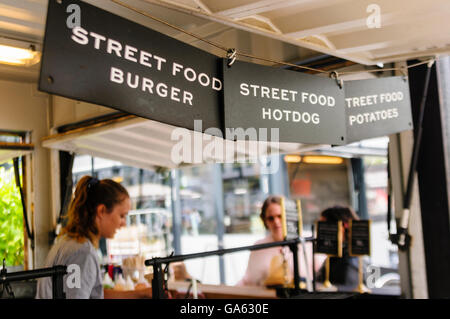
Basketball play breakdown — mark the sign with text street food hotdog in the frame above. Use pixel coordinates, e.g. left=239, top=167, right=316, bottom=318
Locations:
left=39, top=0, right=222, bottom=132
left=280, top=198, right=303, bottom=240
left=223, top=60, right=347, bottom=145
left=315, top=221, right=343, bottom=257
left=345, top=76, right=413, bottom=143
left=349, top=220, right=371, bottom=256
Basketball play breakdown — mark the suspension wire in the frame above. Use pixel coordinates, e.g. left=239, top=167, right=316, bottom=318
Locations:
left=236, top=51, right=329, bottom=73
left=110, top=0, right=436, bottom=76
left=110, top=0, right=228, bottom=52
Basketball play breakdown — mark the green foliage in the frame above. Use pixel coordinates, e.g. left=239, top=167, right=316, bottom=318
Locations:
left=0, top=163, right=24, bottom=266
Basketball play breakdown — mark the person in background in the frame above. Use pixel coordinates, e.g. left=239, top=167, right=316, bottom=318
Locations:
left=236, top=195, right=325, bottom=287
left=36, top=175, right=153, bottom=299
left=316, top=205, right=361, bottom=291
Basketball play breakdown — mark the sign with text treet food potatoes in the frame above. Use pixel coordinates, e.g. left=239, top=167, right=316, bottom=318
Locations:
left=344, top=76, right=413, bottom=143
left=39, top=0, right=222, bottom=132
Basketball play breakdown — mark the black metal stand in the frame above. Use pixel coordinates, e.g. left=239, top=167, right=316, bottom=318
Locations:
left=288, top=243, right=300, bottom=293
left=1, top=260, right=67, bottom=299
left=151, top=263, right=165, bottom=300
left=146, top=237, right=314, bottom=299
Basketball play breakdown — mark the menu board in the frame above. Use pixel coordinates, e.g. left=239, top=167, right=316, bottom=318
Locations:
left=39, top=0, right=222, bottom=133
left=345, top=76, right=413, bottom=143
left=315, top=221, right=342, bottom=257
left=281, top=198, right=303, bottom=239
left=349, top=220, right=371, bottom=256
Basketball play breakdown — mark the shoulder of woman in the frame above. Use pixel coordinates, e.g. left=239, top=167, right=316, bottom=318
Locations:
left=254, top=235, right=272, bottom=245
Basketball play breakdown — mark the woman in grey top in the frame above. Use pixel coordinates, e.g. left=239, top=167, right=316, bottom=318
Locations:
left=36, top=176, right=152, bottom=299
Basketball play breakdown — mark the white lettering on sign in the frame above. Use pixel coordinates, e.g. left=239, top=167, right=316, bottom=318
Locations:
left=172, top=62, right=222, bottom=91
left=110, top=67, right=194, bottom=106
left=69, top=26, right=223, bottom=109
left=262, top=107, right=320, bottom=125
left=348, top=108, right=399, bottom=125
left=239, top=83, right=298, bottom=102
left=345, top=92, right=404, bottom=108
left=239, top=83, right=335, bottom=107
left=71, top=26, right=168, bottom=70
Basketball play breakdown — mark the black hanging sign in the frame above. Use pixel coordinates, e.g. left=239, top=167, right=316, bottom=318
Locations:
left=349, top=220, right=371, bottom=256
left=281, top=198, right=303, bottom=239
left=345, top=76, right=413, bottom=143
left=223, top=60, right=347, bottom=145
left=39, top=0, right=222, bottom=132
left=315, top=221, right=342, bottom=257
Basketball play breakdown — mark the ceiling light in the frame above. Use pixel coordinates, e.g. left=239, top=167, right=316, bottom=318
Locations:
left=302, top=156, right=343, bottom=165
left=0, top=38, right=41, bottom=66
left=284, top=155, right=302, bottom=163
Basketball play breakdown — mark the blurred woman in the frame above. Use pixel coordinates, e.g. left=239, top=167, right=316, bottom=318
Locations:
left=237, top=195, right=325, bottom=287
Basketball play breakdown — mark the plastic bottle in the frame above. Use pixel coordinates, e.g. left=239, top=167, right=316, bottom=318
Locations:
left=103, top=272, right=115, bottom=290
left=125, top=275, right=135, bottom=291
left=114, top=273, right=126, bottom=291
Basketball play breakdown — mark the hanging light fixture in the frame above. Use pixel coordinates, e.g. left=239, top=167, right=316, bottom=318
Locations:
left=284, top=154, right=302, bottom=163
left=0, top=37, right=41, bottom=66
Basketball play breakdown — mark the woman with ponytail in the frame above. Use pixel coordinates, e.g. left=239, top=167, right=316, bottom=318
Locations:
left=36, top=175, right=152, bottom=299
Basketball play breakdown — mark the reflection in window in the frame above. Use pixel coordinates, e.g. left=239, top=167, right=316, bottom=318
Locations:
left=287, top=157, right=351, bottom=228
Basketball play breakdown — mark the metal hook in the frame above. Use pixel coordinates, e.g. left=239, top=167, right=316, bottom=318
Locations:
left=329, top=71, right=343, bottom=89
left=427, top=58, right=436, bottom=68
left=399, top=65, right=408, bottom=79
left=227, top=48, right=237, bottom=67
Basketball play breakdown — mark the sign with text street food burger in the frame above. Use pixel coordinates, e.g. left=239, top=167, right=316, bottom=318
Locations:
left=345, top=76, right=413, bottom=143
left=39, top=0, right=222, bottom=132
left=223, top=60, right=347, bottom=145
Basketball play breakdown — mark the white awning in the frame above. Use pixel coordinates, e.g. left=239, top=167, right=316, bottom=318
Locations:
left=42, top=115, right=324, bottom=170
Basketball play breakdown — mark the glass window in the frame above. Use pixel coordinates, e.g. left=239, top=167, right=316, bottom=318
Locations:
left=287, top=157, right=351, bottom=229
